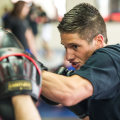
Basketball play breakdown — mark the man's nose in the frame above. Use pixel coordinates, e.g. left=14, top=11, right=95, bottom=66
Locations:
left=65, top=49, right=75, bottom=61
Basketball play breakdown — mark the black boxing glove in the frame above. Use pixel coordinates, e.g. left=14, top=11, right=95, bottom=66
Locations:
left=67, top=99, right=88, bottom=119
left=40, top=95, right=58, bottom=105
left=55, top=66, right=74, bottom=76
left=0, top=28, right=24, bottom=49
left=0, top=47, right=42, bottom=120
left=0, top=47, right=42, bottom=100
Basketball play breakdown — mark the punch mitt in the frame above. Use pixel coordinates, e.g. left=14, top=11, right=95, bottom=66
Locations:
left=0, top=47, right=42, bottom=100
left=0, top=28, right=24, bottom=49
left=0, top=47, right=42, bottom=120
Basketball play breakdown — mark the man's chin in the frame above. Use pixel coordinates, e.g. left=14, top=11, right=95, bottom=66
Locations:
left=72, top=65, right=80, bottom=70
left=76, top=66, right=80, bottom=70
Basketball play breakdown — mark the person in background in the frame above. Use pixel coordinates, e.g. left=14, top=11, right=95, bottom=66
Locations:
left=38, top=10, right=53, bottom=59
left=3, top=1, right=38, bottom=58
left=27, top=3, right=39, bottom=37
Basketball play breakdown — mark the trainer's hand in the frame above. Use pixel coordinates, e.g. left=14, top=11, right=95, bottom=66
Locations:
left=12, top=95, right=41, bottom=120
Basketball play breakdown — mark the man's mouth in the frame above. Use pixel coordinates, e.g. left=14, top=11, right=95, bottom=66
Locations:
left=71, top=62, right=80, bottom=69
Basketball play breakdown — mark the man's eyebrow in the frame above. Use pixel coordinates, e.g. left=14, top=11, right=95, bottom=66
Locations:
left=68, top=43, right=78, bottom=46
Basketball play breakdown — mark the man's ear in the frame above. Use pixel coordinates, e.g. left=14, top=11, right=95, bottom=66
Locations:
left=94, top=34, right=104, bottom=48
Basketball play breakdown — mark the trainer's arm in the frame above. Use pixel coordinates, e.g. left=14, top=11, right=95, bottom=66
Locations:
left=12, top=95, right=41, bottom=120
left=42, top=71, right=93, bottom=106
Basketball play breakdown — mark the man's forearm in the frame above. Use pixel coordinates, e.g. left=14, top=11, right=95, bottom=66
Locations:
left=42, top=71, right=93, bottom=106
left=12, top=95, right=41, bottom=120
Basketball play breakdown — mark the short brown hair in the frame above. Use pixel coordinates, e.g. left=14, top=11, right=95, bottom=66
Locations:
left=58, top=3, right=108, bottom=43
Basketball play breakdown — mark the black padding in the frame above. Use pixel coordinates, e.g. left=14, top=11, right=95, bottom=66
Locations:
left=0, top=28, right=24, bottom=49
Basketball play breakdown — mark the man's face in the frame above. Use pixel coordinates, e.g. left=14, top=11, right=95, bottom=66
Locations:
left=61, top=33, right=97, bottom=70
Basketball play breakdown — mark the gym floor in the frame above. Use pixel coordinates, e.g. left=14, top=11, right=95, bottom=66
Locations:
left=37, top=100, right=80, bottom=120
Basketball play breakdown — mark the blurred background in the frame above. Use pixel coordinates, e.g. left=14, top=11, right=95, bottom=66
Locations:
left=0, top=0, right=120, bottom=120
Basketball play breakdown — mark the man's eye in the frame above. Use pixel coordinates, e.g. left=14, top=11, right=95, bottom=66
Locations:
left=72, top=45, right=78, bottom=50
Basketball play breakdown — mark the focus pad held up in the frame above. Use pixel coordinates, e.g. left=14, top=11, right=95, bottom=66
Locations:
left=0, top=28, right=24, bottom=49
left=0, top=47, right=42, bottom=101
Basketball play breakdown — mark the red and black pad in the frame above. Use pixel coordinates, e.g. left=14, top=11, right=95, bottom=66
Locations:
left=0, top=47, right=42, bottom=120
left=0, top=47, right=42, bottom=100
left=0, top=28, right=24, bottom=49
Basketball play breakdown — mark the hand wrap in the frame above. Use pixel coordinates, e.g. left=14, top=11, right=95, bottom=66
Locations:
left=55, top=66, right=74, bottom=76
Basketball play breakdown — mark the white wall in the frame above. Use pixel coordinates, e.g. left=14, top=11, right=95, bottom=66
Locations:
left=0, top=0, right=13, bottom=17
left=66, top=0, right=96, bottom=12
left=106, top=22, right=120, bottom=45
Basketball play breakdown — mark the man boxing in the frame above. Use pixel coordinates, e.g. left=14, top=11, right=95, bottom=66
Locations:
left=40, top=3, right=120, bottom=120
left=0, top=28, right=41, bottom=120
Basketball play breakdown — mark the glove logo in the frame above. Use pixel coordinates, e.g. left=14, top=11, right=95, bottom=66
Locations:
left=8, top=80, right=32, bottom=91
